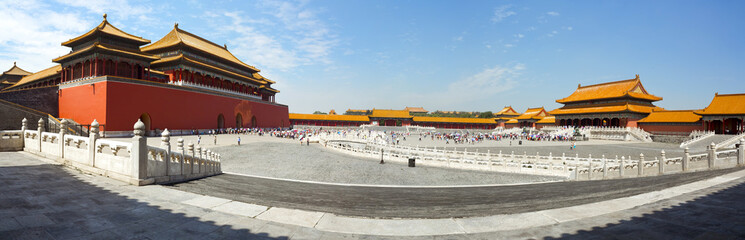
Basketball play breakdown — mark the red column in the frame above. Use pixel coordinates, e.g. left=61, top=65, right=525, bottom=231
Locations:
left=71, top=65, right=74, bottom=80
left=89, top=60, right=93, bottom=77
left=114, top=61, right=118, bottom=76
left=131, top=64, right=135, bottom=79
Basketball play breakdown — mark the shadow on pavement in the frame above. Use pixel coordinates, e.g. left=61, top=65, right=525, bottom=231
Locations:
left=0, top=157, right=290, bottom=239
left=546, top=180, right=745, bottom=239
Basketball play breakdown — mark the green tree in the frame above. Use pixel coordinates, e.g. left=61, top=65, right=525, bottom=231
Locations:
left=478, top=111, right=494, bottom=118
left=312, top=111, right=327, bottom=115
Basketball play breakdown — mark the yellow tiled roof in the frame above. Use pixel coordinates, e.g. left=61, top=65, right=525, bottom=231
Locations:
left=515, top=107, right=548, bottom=120
left=505, top=119, right=519, bottom=124
left=141, top=26, right=259, bottom=72
left=346, top=109, right=368, bottom=113
left=556, top=76, right=662, bottom=103
left=412, top=116, right=496, bottom=124
left=289, top=113, right=370, bottom=122
left=549, top=103, right=663, bottom=115
left=1, top=65, right=61, bottom=91
left=535, top=116, right=556, bottom=124
left=694, top=93, right=745, bottom=115
left=1, top=63, right=32, bottom=77
left=495, top=106, right=520, bottom=116
left=62, top=15, right=151, bottom=46
left=405, top=107, right=428, bottom=113
left=53, top=43, right=158, bottom=63
left=638, top=110, right=702, bottom=123
left=152, top=54, right=267, bottom=85
left=370, top=109, right=412, bottom=118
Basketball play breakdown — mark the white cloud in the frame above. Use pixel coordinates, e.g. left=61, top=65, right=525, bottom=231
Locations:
left=504, top=44, right=514, bottom=48
left=213, top=0, right=338, bottom=71
left=54, top=0, right=153, bottom=21
left=447, top=64, right=525, bottom=100
left=547, top=30, right=559, bottom=37
left=547, top=11, right=560, bottom=16
left=0, top=0, right=91, bottom=71
left=565, top=26, right=573, bottom=31
left=491, top=5, right=516, bottom=23
left=514, top=33, right=524, bottom=39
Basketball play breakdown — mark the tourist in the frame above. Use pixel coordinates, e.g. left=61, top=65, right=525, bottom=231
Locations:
left=237, top=137, right=241, bottom=146
left=214, top=135, right=217, bottom=145
left=197, top=136, right=201, bottom=145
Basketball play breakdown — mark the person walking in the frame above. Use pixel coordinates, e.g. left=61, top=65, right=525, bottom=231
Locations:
left=197, top=136, right=201, bottom=145
left=237, top=137, right=241, bottom=146
left=214, top=135, right=217, bottom=145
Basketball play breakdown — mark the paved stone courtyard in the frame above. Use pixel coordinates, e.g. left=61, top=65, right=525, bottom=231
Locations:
left=1, top=151, right=744, bottom=239
left=123, top=133, right=699, bottom=185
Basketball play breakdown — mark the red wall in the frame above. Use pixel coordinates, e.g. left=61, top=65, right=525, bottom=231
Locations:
left=60, top=81, right=289, bottom=131
left=59, top=82, right=108, bottom=127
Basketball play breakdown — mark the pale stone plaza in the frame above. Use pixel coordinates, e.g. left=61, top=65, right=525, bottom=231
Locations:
left=1, top=127, right=745, bottom=239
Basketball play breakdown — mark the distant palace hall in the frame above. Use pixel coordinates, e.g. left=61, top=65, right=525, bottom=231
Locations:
left=0, top=14, right=289, bottom=135
left=288, top=75, right=744, bottom=135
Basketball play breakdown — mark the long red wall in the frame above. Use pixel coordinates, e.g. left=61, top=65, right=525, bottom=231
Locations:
left=59, top=82, right=108, bottom=127
left=60, top=81, right=289, bottom=131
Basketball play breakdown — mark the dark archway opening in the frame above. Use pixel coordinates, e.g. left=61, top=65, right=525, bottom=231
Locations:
left=217, top=114, right=225, bottom=129
left=236, top=113, right=243, bottom=128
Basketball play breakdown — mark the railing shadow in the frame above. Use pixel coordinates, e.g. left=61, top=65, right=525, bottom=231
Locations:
left=545, top=180, right=745, bottom=239
left=0, top=153, right=290, bottom=240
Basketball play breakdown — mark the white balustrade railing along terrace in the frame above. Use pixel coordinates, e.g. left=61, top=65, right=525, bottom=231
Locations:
left=680, top=131, right=715, bottom=148
left=0, top=118, right=221, bottom=186
left=318, top=131, right=745, bottom=181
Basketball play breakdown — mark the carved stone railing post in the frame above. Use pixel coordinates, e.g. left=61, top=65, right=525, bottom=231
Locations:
left=738, top=139, right=744, bottom=167
left=638, top=153, right=644, bottom=176
left=188, top=142, right=195, bottom=174
left=88, top=119, right=99, bottom=167
left=196, top=146, right=202, bottom=174
left=161, top=129, right=171, bottom=176
left=659, top=150, right=665, bottom=175
left=177, top=138, right=184, bottom=175
left=59, top=119, right=67, bottom=159
left=602, top=155, right=607, bottom=179
left=683, top=147, right=690, bottom=172
left=708, top=142, right=717, bottom=169
left=21, top=118, right=27, bottom=132
left=37, top=118, right=44, bottom=152
left=131, top=120, right=148, bottom=183
left=619, top=156, right=625, bottom=177
left=587, top=154, right=593, bottom=180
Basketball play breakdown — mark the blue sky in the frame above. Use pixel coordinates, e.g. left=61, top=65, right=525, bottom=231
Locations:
left=1, top=0, right=743, bottom=114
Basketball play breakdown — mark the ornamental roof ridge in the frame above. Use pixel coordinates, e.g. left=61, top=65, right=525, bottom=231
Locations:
left=2, top=63, right=32, bottom=76
left=62, top=14, right=151, bottom=47
left=141, top=26, right=260, bottom=73
left=577, top=78, right=637, bottom=89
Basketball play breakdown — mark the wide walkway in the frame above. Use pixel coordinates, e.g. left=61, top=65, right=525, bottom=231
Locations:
left=1, top=151, right=744, bottom=239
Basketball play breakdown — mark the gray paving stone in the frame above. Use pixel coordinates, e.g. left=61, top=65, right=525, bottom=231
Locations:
left=13, top=214, right=55, bottom=228
left=0, top=217, right=22, bottom=231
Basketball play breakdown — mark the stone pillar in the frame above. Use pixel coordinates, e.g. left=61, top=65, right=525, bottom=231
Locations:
left=588, top=154, right=592, bottom=180
left=602, top=155, right=608, bottom=179
left=131, top=120, right=148, bottom=182
left=59, top=119, right=67, bottom=159
left=738, top=139, right=744, bottom=166
left=188, top=143, right=195, bottom=174
left=659, top=150, right=665, bottom=175
left=88, top=120, right=99, bottom=167
left=683, top=147, right=690, bottom=172
left=708, top=142, right=716, bottom=169
left=161, top=129, right=171, bottom=176
left=638, top=153, right=644, bottom=176
left=37, top=118, right=44, bottom=152
left=196, top=146, right=202, bottom=174
left=21, top=118, right=27, bottom=132
left=177, top=138, right=184, bottom=175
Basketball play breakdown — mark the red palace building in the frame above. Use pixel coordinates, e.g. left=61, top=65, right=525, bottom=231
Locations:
left=1, top=15, right=289, bottom=136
